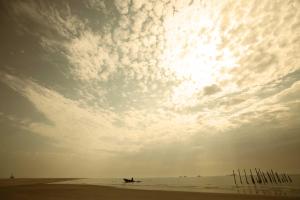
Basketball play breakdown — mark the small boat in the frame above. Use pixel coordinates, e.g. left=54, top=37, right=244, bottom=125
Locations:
left=123, top=178, right=141, bottom=183
left=10, top=174, right=14, bottom=179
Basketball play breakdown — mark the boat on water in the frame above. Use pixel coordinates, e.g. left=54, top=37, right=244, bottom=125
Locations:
left=10, top=174, right=15, bottom=179
left=123, top=177, right=141, bottom=183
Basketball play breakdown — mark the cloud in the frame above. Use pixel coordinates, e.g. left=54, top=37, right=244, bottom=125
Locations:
left=0, top=72, right=200, bottom=155
left=85, top=0, right=106, bottom=12
left=9, top=0, right=85, bottom=38
left=1, top=0, right=300, bottom=176
left=218, top=0, right=300, bottom=88
left=203, top=84, right=221, bottom=96
left=276, top=81, right=300, bottom=102
left=4, top=0, right=300, bottom=134
left=64, top=31, right=118, bottom=81
left=114, top=0, right=131, bottom=15
left=0, top=72, right=131, bottom=153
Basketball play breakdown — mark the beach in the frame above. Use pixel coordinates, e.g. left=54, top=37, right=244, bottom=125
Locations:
left=0, top=179, right=298, bottom=200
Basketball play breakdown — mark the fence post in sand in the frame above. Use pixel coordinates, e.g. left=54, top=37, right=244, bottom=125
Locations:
left=255, top=168, right=262, bottom=184
left=233, top=170, right=237, bottom=185
left=238, top=169, right=243, bottom=184
left=258, top=169, right=264, bottom=184
left=287, top=174, right=293, bottom=183
left=250, top=169, right=256, bottom=185
left=266, top=171, right=273, bottom=184
left=271, top=170, right=277, bottom=184
left=243, top=169, right=249, bottom=184
left=282, top=174, right=287, bottom=183
left=282, top=173, right=287, bottom=183
left=275, top=172, right=282, bottom=183
left=285, top=174, right=290, bottom=183
left=260, top=169, right=268, bottom=184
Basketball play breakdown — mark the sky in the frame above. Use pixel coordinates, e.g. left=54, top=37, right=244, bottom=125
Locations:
left=0, top=0, right=299, bottom=178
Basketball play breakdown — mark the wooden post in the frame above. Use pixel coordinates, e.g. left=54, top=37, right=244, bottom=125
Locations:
left=258, top=169, right=265, bottom=184
left=255, top=168, right=262, bottom=184
left=282, top=174, right=287, bottom=183
left=250, top=169, right=256, bottom=185
left=238, top=169, right=243, bottom=184
left=272, top=170, right=276, bottom=183
left=260, top=169, right=268, bottom=184
left=233, top=170, right=237, bottom=185
left=284, top=174, right=290, bottom=183
left=287, top=174, right=293, bottom=183
left=275, top=172, right=281, bottom=183
left=266, top=171, right=273, bottom=184
left=243, top=169, right=249, bottom=184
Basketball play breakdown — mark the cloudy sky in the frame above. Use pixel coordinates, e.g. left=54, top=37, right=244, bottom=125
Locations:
left=0, top=0, right=299, bottom=178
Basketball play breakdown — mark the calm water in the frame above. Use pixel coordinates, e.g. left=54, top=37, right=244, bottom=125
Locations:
left=57, top=175, right=300, bottom=197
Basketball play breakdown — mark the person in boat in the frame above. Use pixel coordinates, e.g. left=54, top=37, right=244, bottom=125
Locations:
left=123, top=177, right=141, bottom=183
left=123, top=177, right=134, bottom=183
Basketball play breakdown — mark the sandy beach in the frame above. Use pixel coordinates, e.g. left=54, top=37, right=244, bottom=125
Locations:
left=0, top=179, right=298, bottom=200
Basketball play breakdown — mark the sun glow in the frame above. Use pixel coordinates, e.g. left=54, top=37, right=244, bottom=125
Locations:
left=160, top=3, right=237, bottom=107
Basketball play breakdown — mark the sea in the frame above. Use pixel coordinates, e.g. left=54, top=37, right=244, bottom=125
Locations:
left=57, top=175, right=300, bottom=197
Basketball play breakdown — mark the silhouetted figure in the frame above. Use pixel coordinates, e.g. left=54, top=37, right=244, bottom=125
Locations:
left=250, top=169, right=256, bottom=184
left=255, top=168, right=262, bottom=184
left=233, top=170, right=237, bottom=185
left=238, top=169, right=243, bottom=184
left=243, top=169, right=249, bottom=184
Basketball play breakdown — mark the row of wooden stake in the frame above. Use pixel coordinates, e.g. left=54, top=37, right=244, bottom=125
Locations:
left=233, top=169, right=293, bottom=185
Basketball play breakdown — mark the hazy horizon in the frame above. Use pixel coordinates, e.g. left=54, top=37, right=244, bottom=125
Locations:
left=0, top=0, right=300, bottom=178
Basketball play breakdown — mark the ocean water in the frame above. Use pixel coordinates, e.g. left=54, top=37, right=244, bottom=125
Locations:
left=57, top=175, right=300, bottom=197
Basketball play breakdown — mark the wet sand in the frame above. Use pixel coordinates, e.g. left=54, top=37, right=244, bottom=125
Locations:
left=0, top=179, right=298, bottom=200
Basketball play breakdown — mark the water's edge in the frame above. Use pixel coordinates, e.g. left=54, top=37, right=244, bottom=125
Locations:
left=54, top=176, right=300, bottom=197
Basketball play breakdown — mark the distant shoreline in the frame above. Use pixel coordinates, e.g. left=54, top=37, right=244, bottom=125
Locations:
left=0, top=178, right=81, bottom=186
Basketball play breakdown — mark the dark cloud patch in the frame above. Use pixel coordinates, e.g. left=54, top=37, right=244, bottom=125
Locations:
left=203, top=84, right=221, bottom=96
left=0, top=117, right=70, bottom=178
left=190, top=122, right=300, bottom=172
left=0, top=3, right=82, bottom=101
left=219, top=97, right=245, bottom=107
left=0, top=118, right=56, bottom=153
left=0, top=81, right=52, bottom=125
